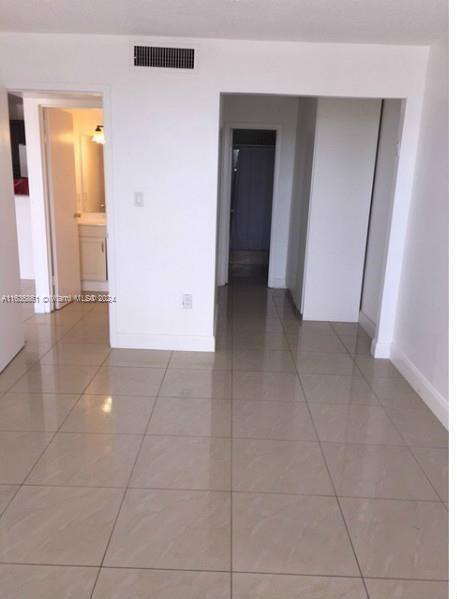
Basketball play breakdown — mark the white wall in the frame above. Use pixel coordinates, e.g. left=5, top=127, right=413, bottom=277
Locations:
left=302, top=97, right=381, bottom=321
left=14, top=194, right=35, bottom=279
left=360, top=99, right=403, bottom=331
left=286, top=97, right=317, bottom=310
left=0, top=33, right=429, bottom=351
left=221, top=93, right=298, bottom=287
left=0, top=89, right=24, bottom=371
left=391, top=39, right=449, bottom=425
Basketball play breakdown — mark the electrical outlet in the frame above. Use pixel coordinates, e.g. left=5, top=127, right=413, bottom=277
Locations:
left=134, top=192, right=144, bottom=207
left=182, top=294, right=193, bottom=309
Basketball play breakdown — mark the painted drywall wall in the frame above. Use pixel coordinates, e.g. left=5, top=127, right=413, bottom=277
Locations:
left=286, top=97, right=317, bottom=310
left=14, top=194, right=35, bottom=279
left=302, top=97, right=381, bottom=321
left=0, top=88, right=24, bottom=371
left=0, top=33, right=428, bottom=351
left=360, top=99, right=403, bottom=330
left=392, top=39, right=449, bottom=423
left=221, top=94, right=298, bottom=287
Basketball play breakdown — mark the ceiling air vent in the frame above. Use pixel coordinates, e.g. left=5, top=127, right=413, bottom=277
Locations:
left=133, top=45, right=195, bottom=70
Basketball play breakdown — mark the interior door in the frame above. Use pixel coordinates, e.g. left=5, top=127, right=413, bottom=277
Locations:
left=44, top=108, right=81, bottom=309
left=230, top=145, right=275, bottom=251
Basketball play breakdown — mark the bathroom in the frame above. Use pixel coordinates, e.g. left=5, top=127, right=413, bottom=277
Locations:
left=9, top=93, right=108, bottom=307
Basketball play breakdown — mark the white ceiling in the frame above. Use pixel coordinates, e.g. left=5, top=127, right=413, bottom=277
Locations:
left=0, top=0, right=447, bottom=44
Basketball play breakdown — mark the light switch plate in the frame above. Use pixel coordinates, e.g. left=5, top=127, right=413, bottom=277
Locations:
left=182, top=294, right=193, bottom=309
left=134, top=192, right=144, bottom=207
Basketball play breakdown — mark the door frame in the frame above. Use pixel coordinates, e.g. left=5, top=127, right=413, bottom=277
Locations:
left=217, top=121, right=282, bottom=287
left=11, top=92, right=109, bottom=314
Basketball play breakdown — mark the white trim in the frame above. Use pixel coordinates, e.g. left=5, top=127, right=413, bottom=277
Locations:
left=269, top=277, right=286, bottom=288
left=217, top=121, right=282, bottom=288
left=299, top=109, right=319, bottom=315
left=266, top=127, right=282, bottom=289
left=81, top=280, right=108, bottom=292
left=359, top=310, right=376, bottom=338
left=371, top=339, right=391, bottom=358
left=21, top=93, right=112, bottom=315
left=213, top=300, right=219, bottom=337
left=390, top=344, right=449, bottom=429
left=216, top=125, right=232, bottom=286
left=374, top=97, right=426, bottom=354
left=10, top=85, right=116, bottom=337
left=113, top=332, right=215, bottom=352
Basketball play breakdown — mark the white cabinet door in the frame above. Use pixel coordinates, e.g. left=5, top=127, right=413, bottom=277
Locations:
left=79, top=237, right=107, bottom=281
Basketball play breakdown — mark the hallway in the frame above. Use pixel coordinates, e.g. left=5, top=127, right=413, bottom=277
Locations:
left=0, top=279, right=449, bottom=597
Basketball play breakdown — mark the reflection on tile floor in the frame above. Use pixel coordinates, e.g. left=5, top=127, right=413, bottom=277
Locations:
left=0, top=278, right=448, bottom=597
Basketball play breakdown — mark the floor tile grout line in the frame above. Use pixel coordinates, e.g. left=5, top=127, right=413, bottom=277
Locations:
left=229, top=287, right=448, bottom=584
left=0, top=300, right=110, bottom=524
left=0, top=484, right=22, bottom=521
left=0, top=300, right=105, bottom=555
left=0, top=482, right=448, bottom=504
left=396, top=438, right=448, bottom=508
left=406, top=446, right=448, bottom=507
left=0, top=560, right=449, bottom=584
left=16, top=344, right=114, bottom=493
left=363, top=377, right=449, bottom=508
left=88, top=425, right=149, bottom=595
left=0, top=554, right=449, bottom=580
left=8, top=482, right=446, bottom=504
left=281, top=295, right=448, bottom=594
left=358, top=371, right=449, bottom=509
left=44, top=344, right=114, bottom=438
left=330, top=322, right=371, bottom=358
left=88, top=357, right=170, bottom=597
left=279, top=296, right=371, bottom=599
left=0, top=299, right=104, bottom=397
left=57, top=300, right=110, bottom=599
left=2, top=285, right=447, bottom=590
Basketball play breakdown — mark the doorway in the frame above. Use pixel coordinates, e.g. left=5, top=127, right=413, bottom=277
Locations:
left=229, top=128, right=276, bottom=283
left=43, top=106, right=108, bottom=310
left=218, top=121, right=280, bottom=288
left=216, top=93, right=406, bottom=356
left=8, top=93, right=33, bottom=297
left=8, top=94, right=109, bottom=315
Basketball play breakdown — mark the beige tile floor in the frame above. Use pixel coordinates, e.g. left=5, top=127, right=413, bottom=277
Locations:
left=0, top=279, right=448, bottom=597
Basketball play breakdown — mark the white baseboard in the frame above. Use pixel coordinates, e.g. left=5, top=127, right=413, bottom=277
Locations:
left=371, top=340, right=392, bottom=358
left=390, top=344, right=449, bottom=429
left=213, top=302, right=219, bottom=336
left=82, top=280, right=109, bottom=292
left=268, top=277, right=286, bottom=289
left=359, top=310, right=376, bottom=338
left=34, top=302, right=51, bottom=314
left=112, top=332, right=215, bottom=352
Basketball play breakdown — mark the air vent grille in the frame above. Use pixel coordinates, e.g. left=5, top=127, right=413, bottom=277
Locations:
left=134, top=45, right=195, bottom=69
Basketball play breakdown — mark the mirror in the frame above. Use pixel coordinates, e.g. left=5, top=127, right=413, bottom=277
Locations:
left=80, top=134, right=105, bottom=213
